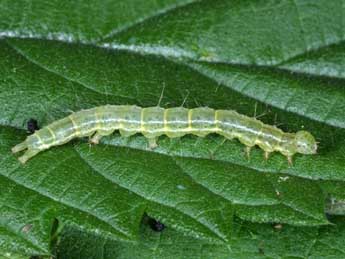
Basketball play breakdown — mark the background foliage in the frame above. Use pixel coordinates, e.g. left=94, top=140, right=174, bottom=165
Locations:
left=0, top=0, right=345, bottom=258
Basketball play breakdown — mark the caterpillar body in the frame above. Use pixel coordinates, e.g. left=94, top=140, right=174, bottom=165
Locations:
left=12, top=105, right=317, bottom=164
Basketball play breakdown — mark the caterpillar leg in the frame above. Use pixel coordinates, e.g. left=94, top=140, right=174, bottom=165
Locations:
left=287, top=156, right=293, bottom=166
left=90, top=130, right=115, bottom=144
left=148, top=137, right=158, bottom=149
left=90, top=132, right=103, bottom=144
left=119, top=129, right=136, bottom=138
left=18, top=149, right=40, bottom=164
left=245, top=146, right=251, bottom=160
left=11, top=141, right=28, bottom=153
left=264, top=151, right=271, bottom=161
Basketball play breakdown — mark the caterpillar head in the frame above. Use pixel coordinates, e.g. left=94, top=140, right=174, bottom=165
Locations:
left=295, top=131, right=317, bottom=155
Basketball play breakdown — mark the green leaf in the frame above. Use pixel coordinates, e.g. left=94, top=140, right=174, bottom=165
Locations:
left=0, top=0, right=344, bottom=257
left=55, top=216, right=345, bottom=259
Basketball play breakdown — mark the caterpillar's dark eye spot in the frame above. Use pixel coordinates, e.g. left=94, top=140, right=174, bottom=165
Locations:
left=27, top=118, right=39, bottom=133
left=148, top=217, right=165, bottom=232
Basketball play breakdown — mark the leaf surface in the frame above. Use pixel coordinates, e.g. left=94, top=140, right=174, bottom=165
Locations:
left=54, top=216, right=345, bottom=259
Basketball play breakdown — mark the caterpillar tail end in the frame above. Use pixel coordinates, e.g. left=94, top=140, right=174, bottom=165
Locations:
left=12, top=141, right=28, bottom=153
left=12, top=141, right=39, bottom=164
left=17, top=149, right=40, bottom=164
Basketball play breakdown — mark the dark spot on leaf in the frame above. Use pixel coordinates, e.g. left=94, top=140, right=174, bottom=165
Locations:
left=148, top=217, right=165, bottom=232
left=27, top=118, right=39, bottom=133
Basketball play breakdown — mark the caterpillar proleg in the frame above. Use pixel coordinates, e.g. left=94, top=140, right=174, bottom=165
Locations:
left=12, top=105, right=317, bottom=164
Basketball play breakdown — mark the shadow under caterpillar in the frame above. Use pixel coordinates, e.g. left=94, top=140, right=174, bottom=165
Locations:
left=12, top=105, right=317, bottom=164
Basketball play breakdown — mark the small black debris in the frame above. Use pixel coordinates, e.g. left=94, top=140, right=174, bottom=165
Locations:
left=27, top=118, right=39, bottom=133
left=148, top=218, right=165, bottom=232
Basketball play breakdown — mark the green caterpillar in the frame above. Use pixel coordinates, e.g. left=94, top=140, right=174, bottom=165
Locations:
left=12, top=105, right=317, bottom=164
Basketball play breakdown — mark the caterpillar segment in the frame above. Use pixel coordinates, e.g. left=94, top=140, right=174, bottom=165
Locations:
left=12, top=105, right=317, bottom=164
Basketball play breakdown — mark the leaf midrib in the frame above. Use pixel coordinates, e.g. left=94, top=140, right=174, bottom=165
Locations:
left=4, top=31, right=345, bottom=77
left=2, top=0, right=345, bottom=72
